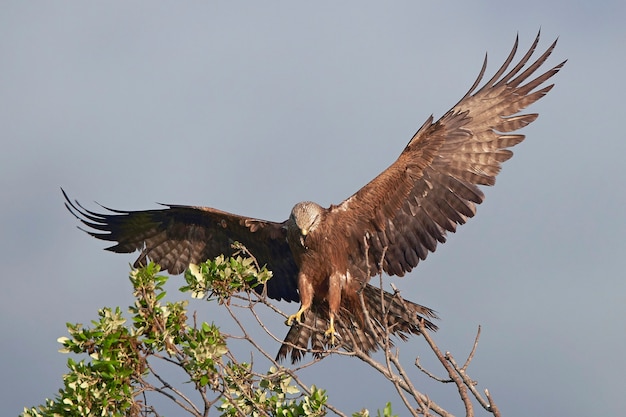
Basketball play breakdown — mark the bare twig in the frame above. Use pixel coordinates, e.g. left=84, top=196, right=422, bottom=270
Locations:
left=418, top=318, right=474, bottom=417
left=485, top=389, right=501, bottom=417
left=462, top=326, right=482, bottom=371
left=415, top=356, right=452, bottom=383
left=139, top=360, right=203, bottom=417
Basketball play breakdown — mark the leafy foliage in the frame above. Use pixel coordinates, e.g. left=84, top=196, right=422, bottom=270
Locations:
left=23, top=306, right=141, bottom=417
left=219, top=366, right=327, bottom=417
left=181, top=251, right=273, bottom=302
left=21, top=258, right=328, bottom=417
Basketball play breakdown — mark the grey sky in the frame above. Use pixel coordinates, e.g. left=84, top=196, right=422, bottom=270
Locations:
left=2, top=2, right=625, bottom=416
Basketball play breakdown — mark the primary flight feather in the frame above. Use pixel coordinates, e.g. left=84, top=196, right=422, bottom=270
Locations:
left=65, top=33, right=565, bottom=363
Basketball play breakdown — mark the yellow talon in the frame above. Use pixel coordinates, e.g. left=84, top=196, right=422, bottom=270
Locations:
left=324, top=317, right=336, bottom=346
left=286, top=306, right=307, bottom=326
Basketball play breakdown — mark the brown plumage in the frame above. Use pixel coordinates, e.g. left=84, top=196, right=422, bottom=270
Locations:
left=64, top=33, right=565, bottom=363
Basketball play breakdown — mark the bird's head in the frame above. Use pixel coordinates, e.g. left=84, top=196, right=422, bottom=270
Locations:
left=289, top=201, right=323, bottom=245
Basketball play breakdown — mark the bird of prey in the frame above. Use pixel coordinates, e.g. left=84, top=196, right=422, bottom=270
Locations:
left=64, top=33, right=565, bottom=363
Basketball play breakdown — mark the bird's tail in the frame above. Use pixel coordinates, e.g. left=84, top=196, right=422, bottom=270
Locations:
left=276, top=284, right=438, bottom=363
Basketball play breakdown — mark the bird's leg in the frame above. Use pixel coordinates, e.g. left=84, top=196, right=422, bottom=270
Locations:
left=324, top=314, right=336, bottom=346
left=324, top=272, right=342, bottom=346
left=287, top=273, right=312, bottom=326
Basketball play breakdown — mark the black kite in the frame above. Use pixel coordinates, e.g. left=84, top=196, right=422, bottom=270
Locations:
left=64, top=33, right=565, bottom=363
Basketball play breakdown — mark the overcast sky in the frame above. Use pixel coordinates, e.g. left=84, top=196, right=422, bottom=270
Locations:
left=2, top=2, right=625, bottom=416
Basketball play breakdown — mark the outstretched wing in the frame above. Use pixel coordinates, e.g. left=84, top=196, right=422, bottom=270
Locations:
left=63, top=189, right=299, bottom=302
left=332, top=33, right=566, bottom=278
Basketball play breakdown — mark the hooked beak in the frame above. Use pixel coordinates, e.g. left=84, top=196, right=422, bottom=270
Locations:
left=299, top=229, right=308, bottom=248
